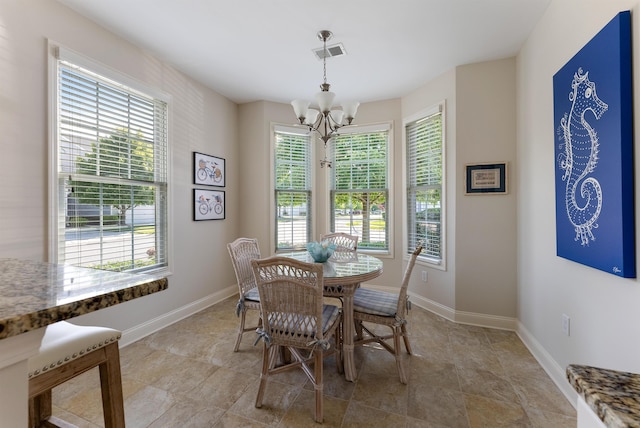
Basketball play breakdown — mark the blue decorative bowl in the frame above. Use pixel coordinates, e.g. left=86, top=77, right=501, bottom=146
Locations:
left=307, top=241, right=336, bottom=263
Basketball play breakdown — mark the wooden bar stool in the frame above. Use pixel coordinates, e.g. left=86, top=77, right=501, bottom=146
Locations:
left=28, top=321, right=125, bottom=428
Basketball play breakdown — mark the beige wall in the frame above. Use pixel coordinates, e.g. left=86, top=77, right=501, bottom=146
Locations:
left=10, top=2, right=634, bottom=407
left=401, top=69, right=458, bottom=312
left=0, top=1, right=520, bottom=332
left=400, top=61, right=518, bottom=324
left=240, top=58, right=520, bottom=325
left=237, top=101, right=273, bottom=256
left=517, top=0, right=640, bottom=401
left=455, top=58, right=517, bottom=318
left=0, top=0, right=240, bottom=334
left=238, top=99, right=407, bottom=287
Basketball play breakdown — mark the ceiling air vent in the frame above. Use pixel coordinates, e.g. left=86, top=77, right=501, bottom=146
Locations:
left=313, top=43, right=347, bottom=60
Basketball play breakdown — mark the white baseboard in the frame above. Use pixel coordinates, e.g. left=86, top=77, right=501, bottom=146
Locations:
left=454, top=310, right=518, bottom=331
left=407, top=291, right=517, bottom=330
left=407, top=292, right=456, bottom=322
left=119, top=285, right=237, bottom=347
left=517, top=321, right=578, bottom=408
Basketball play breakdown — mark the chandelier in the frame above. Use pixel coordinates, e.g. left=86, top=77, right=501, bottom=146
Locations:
left=291, top=30, right=360, bottom=168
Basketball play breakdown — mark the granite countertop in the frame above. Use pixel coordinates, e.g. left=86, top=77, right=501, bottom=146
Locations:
left=567, top=364, right=640, bottom=428
left=0, top=258, right=168, bottom=340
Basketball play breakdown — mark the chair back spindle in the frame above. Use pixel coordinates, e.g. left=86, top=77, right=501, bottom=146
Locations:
left=320, top=232, right=358, bottom=252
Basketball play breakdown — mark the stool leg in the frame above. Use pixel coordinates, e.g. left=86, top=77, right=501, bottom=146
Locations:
left=98, top=343, right=125, bottom=427
left=29, top=390, right=52, bottom=427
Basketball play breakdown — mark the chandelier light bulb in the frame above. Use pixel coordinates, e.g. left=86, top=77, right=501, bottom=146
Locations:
left=315, top=90, right=336, bottom=114
left=291, top=99, right=310, bottom=122
left=304, top=108, right=320, bottom=126
left=330, top=109, right=344, bottom=126
left=342, top=101, right=360, bottom=124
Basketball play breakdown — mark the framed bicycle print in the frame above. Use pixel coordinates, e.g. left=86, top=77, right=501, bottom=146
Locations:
left=194, top=189, right=225, bottom=221
left=194, top=152, right=225, bottom=187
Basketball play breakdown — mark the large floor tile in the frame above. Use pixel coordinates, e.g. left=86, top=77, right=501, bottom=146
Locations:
left=49, top=297, right=575, bottom=427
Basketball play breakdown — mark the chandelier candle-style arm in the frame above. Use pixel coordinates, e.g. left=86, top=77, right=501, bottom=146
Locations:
left=305, top=109, right=320, bottom=126
left=316, top=90, right=335, bottom=114
left=329, top=109, right=344, bottom=126
left=341, top=101, right=360, bottom=124
left=291, top=99, right=310, bottom=123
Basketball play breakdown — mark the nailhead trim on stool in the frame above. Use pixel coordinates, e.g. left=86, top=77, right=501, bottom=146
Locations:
left=28, top=321, right=125, bottom=428
left=28, top=321, right=122, bottom=378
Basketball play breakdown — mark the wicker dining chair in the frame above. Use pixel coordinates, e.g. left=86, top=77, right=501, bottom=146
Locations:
left=320, top=232, right=358, bottom=252
left=227, top=237, right=262, bottom=352
left=352, top=246, right=422, bottom=384
left=251, top=256, right=343, bottom=423
left=320, top=232, right=359, bottom=294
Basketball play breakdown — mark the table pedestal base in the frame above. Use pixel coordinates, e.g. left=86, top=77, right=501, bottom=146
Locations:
left=342, top=293, right=357, bottom=382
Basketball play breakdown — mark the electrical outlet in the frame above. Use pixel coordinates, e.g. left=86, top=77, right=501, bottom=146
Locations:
left=421, top=271, right=427, bottom=282
left=562, top=314, right=570, bottom=336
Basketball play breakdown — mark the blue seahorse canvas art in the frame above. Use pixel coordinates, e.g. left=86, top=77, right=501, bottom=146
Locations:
left=553, top=11, right=634, bottom=278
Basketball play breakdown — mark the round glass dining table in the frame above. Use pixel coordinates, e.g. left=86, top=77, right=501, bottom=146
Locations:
left=278, top=251, right=383, bottom=382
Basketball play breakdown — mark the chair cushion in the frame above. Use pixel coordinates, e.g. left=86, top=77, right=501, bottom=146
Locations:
left=266, top=304, right=341, bottom=338
left=28, top=321, right=122, bottom=379
left=353, top=288, right=398, bottom=317
left=321, top=304, right=342, bottom=334
left=243, top=287, right=260, bottom=302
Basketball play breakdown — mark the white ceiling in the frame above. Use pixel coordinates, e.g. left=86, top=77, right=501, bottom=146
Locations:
left=56, top=0, right=551, bottom=105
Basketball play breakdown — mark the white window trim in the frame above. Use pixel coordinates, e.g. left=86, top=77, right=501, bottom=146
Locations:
left=402, top=102, right=446, bottom=270
left=270, top=123, right=315, bottom=252
left=47, top=41, right=173, bottom=275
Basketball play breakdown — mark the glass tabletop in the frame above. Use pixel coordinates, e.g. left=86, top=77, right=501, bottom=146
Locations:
left=278, top=251, right=383, bottom=280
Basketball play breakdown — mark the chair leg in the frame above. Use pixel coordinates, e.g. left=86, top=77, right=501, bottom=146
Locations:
left=401, top=323, right=413, bottom=355
left=335, top=323, right=344, bottom=374
left=29, top=390, right=52, bottom=428
left=393, top=326, right=407, bottom=384
left=314, top=350, right=324, bottom=423
left=255, top=343, right=271, bottom=408
left=271, top=346, right=286, bottom=369
left=99, top=343, right=126, bottom=428
left=354, top=319, right=364, bottom=340
left=234, top=309, right=247, bottom=352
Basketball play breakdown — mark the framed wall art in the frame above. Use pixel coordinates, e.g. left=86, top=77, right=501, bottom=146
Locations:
left=194, top=189, right=225, bottom=221
left=465, top=163, right=507, bottom=195
left=552, top=11, right=634, bottom=278
left=194, top=152, right=225, bottom=187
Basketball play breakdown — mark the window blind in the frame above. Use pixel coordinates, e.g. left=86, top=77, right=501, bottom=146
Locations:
left=406, top=109, right=443, bottom=261
left=330, top=129, right=389, bottom=250
left=56, top=61, right=169, bottom=272
left=274, top=128, right=311, bottom=250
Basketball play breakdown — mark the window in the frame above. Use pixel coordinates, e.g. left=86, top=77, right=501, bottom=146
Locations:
left=330, top=125, right=390, bottom=251
left=274, top=126, right=312, bottom=251
left=51, top=47, right=169, bottom=273
left=406, top=105, right=443, bottom=263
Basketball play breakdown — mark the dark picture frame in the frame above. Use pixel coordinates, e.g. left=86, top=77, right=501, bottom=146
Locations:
left=465, top=162, right=507, bottom=194
left=194, top=189, right=225, bottom=221
left=194, top=152, right=225, bottom=187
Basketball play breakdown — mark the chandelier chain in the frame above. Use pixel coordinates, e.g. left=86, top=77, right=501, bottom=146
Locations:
left=322, top=36, right=327, bottom=86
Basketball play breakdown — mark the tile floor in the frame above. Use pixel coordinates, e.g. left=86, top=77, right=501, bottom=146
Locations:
left=51, top=297, right=577, bottom=427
